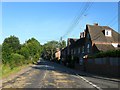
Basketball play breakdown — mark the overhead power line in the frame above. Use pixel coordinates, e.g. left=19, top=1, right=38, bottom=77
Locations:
left=61, top=2, right=93, bottom=40
left=107, top=15, right=117, bottom=26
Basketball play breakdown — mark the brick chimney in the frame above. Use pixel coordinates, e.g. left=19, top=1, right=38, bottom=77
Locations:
left=94, top=23, right=98, bottom=26
left=80, top=32, right=85, bottom=38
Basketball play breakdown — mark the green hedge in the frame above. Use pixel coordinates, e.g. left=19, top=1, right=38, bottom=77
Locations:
left=88, top=50, right=120, bottom=59
left=95, top=50, right=120, bottom=58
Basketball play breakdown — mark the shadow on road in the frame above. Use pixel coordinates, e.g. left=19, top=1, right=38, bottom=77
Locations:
left=31, top=59, right=120, bottom=83
left=31, top=60, right=77, bottom=76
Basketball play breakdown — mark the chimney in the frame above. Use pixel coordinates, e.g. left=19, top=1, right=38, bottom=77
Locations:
left=94, top=23, right=98, bottom=26
left=80, top=32, right=85, bottom=38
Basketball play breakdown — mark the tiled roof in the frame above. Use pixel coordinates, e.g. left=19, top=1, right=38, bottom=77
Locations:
left=75, top=38, right=85, bottom=46
left=68, top=38, right=85, bottom=48
left=94, top=44, right=115, bottom=52
left=67, top=38, right=78, bottom=45
left=87, top=25, right=120, bottom=43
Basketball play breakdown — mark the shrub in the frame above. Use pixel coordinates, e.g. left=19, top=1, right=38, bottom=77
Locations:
left=19, top=46, right=30, bottom=59
left=94, top=50, right=120, bottom=58
left=88, top=55, right=95, bottom=59
left=88, top=50, right=120, bottom=59
left=9, top=53, right=25, bottom=69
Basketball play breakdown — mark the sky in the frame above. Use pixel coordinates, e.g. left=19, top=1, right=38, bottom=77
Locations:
left=1, top=2, right=118, bottom=45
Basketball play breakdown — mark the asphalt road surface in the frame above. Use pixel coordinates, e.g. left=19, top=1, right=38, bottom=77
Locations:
left=2, top=59, right=120, bottom=89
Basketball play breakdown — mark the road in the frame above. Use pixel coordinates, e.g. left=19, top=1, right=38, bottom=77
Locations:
left=2, top=59, right=120, bottom=89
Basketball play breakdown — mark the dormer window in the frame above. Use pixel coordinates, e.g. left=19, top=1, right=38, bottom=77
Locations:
left=105, top=29, right=112, bottom=37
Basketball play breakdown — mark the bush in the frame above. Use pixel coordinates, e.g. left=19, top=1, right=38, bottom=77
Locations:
left=9, top=53, right=25, bottom=69
left=94, top=50, right=120, bottom=58
left=19, top=46, right=30, bottom=59
left=88, top=55, right=95, bottom=59
left=87, top=50, right=120, bottom=59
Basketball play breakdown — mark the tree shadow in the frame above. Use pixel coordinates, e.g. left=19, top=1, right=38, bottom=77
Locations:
left=31, top=60, right=120, bottom=83
left=31, top=60, right=77, bottom=76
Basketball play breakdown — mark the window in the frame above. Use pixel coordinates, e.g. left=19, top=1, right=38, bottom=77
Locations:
left=87, top=44, right=90, bottom=53
left=105, top=29, right=112, bottom=37
left=74, top=49, right=76, bottom=54
left=71, top=49, right=73, bottom=54
left=74, top=49, right=75, bottom=54
left=82, top=46, right=84, bottom=53
left=67, top=49, right=69, bottom=55
left=79, top=58, right=83, bottom=65
left=106, top=31, right=108, bottom=35
left=76, top=48, right=78, bottom=54
left=71, top=49, right=72, bottom=54
left=78, top=47, right=81, bottom=53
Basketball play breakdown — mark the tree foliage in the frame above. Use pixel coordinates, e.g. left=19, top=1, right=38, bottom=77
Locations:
left=2, top=36, right=42, bottom=68
left=2, top=35, right=66, bottom=68
left=19, top=45, right=29, bottom=59
left=42, top=40, right=66, bottom=60
left=9, top=53, right=25, bottom=69
left=2, top=36, right=21, bottom=64
left=0, top=44, right=2, bottom=64
left=59, top=40, right=66, bottom=49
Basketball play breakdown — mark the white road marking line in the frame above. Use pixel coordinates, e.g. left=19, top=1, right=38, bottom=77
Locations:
left=43, top=71, right=47, bottom=80
left=71, top=74, right=102, bottom=90
left=43, top=65, right=47, bottom=79
left=76, top=74, right=102, bottom=90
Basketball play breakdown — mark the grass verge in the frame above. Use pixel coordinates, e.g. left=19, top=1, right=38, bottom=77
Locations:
left=0, top=64, right=2, bottom=80
left=1, top=64, right=31, bottom=79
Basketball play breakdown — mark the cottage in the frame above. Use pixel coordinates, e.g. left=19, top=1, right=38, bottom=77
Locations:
left=55, top=48, right=61, bottom=60
left=61, top=23, right=120, bottom=69
left=85, top=23, right=120, bottom=55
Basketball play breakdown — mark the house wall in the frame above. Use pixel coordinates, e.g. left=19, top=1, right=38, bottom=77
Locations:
left=55, top=51, right=61, bottom=60
left=85, top=57, right=120, bottom=77
left=84, top=31, right=94, bottom=55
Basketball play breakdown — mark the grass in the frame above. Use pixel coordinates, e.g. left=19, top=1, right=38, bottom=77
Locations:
left=0, top=64, right=2, bottom=80
left=0, top=59, right=38, bottom=79
left=1, top=64, right=31, bottom=79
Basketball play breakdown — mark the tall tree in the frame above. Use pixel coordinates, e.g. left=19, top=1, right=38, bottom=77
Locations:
left=0, top=44, right=2, bottom=64
left=19, top=45, right=30, bottom=59
left=2, top=35, right=21, bottom=64
left=41, top=40, right=66, bottom=60
left=59, top=40, right=66, bottom=49
left=24, top=38, right=42, bottom=62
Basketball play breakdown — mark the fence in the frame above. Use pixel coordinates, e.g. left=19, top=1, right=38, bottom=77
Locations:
left=85, top=57, right=120, bottom=77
